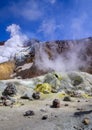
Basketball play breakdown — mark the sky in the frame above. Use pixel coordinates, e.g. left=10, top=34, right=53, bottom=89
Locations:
left=0, top=0, right=92, bottom=41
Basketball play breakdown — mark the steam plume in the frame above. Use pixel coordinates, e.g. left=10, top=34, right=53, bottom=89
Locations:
left=34, top=40, right=91, bottom=72
left=0, top=24, right=28, bottom=63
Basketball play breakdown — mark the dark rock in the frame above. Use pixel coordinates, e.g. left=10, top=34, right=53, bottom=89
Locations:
left=73, top=126, right=77, bottom=129
left=42, top=115, right=48, bottom=120
left=32, top=92, right=40, bottom=100
left=51, top=89, right=58, bottom=93
left=77, top=108, right=83, bottom=111
left=74, top=110, right=92, bottom=117
left=63, top=96, right=71, bottom=101
left=85, top=100, right=88, bottom=102
left=2, top=83, right=17, bottom=97
left=3, top=100, right=13, bottom=106
left=73, top=126, right=82, bottom=130
left=55, top=115, right=58, bottom=118
left=51, top=99, right=60, bottom=108
left=24, top=110, right=35, bottom=116
left=1, top=96, right=7, bottom=100
left=1, top=95, right=15, bottom=106
left=21, top=93, right=32, bottom=100
left=64, top=104, right=69, bottom=106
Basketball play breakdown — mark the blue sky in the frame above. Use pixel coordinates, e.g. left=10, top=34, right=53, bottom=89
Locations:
left=0, top=0, right=92, bottom=41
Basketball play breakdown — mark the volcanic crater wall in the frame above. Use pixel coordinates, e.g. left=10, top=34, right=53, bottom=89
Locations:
left=0, top=37, right=92, bottom=79
left=16, top=38, right=92, bottom=79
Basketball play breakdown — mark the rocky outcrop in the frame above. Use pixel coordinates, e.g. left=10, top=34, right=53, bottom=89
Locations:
left=15, top=37, right=92, bottom=79
left=0, top=71, right=92, bottom=97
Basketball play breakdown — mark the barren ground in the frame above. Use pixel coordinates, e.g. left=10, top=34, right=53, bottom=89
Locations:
left=0, top=97, right=92, bottom=130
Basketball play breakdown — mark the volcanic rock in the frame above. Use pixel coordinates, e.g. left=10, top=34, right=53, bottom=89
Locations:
left=32, top=92, right=40, bottom=100
left=2, top=83, right=17, bottom=97
left=23, top=110, right=35, bottom=116
left=3, top=100, right=13, bottom=106
left=51, top=99, right=60, bottom=108
left=42, top=115, right=48, bottom=120
left=63, top=96, right=71, bottom=102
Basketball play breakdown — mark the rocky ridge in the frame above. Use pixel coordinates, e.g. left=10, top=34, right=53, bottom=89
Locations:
left=0, top=37, right=92, bottom=79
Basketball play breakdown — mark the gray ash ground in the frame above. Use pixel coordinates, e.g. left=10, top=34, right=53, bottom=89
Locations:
left=0, top=98, right=92, bottom=130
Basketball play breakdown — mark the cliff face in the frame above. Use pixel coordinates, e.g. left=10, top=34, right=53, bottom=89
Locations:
left=15, top=37, right=92, bottom=79
left=0, top=37, right=92, bottom=79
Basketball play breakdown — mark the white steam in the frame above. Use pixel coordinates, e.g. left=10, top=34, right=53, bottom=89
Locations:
left=0, top=24, right=28, bottom=63
left=35, top=40, right=89, bottom=72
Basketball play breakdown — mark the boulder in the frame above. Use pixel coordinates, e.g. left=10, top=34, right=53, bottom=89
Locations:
left=2, top=83, right=17, bottom=97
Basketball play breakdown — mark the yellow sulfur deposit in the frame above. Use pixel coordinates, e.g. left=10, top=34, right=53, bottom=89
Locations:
left=34, top=83, right=52, bottom=94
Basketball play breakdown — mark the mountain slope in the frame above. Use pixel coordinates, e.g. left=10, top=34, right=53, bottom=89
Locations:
left=0, top=37, right=92, bottom=79
left=15, top=37, right=92, bottom=79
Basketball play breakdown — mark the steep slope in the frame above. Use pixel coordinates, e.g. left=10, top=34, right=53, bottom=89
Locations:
left=0, top=37, right=92, bottom=79
left=15, top=37, right=92, bottom=79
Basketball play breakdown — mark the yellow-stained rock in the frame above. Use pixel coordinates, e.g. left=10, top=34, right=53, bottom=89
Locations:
left=0, top=61, right=15, bottom=80
left=34, top=83, right=52, bottom=94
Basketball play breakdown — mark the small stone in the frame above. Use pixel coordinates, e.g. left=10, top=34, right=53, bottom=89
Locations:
left=24, top=110, right=35, bottom=117
left=21, top=93, right=32, bottom=100
left=42, top=115, right=48, bottom=120
left=52, top=99, right=60, bottom=108
left=1, top=96, right=7, bottom=100
left=63, top=96, right=71, bottom=102
left=55, top=115, right=58, bottom=118
left=51, top=89, right=58, bottom=93
left=64, top=104, right=69, bottom=106
left=85, top=100, right=88, bottom=102
left=3, top=100, right=13, bottom=106
left=73, top=126, right=77, bottom=129
left=77, top=100, right=80, bottom=102
left=20, top=103, right=24, bottom=106
left=82, top=118, right=90, bottom=125
left=40, top=109, right=47, bottom=113
left=32, top=92, right=40, bottom=100
left=77, top=108, right=83, bottom=111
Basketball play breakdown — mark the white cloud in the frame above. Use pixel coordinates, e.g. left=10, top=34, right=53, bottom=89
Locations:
left=38, top=19, right=63, bottom=39
left=0, top=0, right=56, bottom=22
left=9, top=0, right=43, bottom=21
left=70, top=14, right=88, bottom=39
left=21, top=8, right=42, bottom=21
left=20, top=0, right=43, bottom=20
